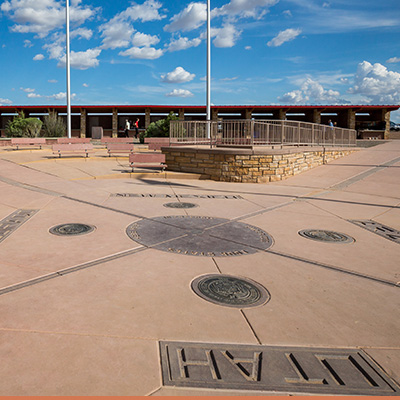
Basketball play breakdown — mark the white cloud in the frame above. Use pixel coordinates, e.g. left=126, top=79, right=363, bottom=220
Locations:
left=119, top=46, right=164, bottom=60
left=20, top=87, right=35, bottom=93
left=33, top=53, right=45, bottom=60
left=220, top=76, right=238, bottom=81
left=283, top=10, right=292, bottom=17
left=245, top=45, right=252, bottom=50
left=165, top=89, right=194, bottom=98
left=278, top=78, right=343, bottom=104
left=212, top=0, right=278, bottom=19
left=100, top=0, right=164, bottom=49
left=83, top=83, right=89, bottom=87
left=167, top=36, right=202, bottom=52
left=131, top=32, right=160, bottom=47
left=164, top=2, right=206, bottom=33
left=348, top=61, right=400, bottom=104
left=23, top=39, right=33, bottom=47
left=0, top=0, right=98, bottom=38
left=123, top=0, right=165, bottom=22
left=212, top=24, right=242, bottom=48
left=100, top=19, right=134, bottom=50
left=0, top=98, right=13, bottom=105
left=267, top=28, right=302, bottom=47
left=48, top=92, right=76, bottom=100
left=48, top=79, right=57, bottom=83
left=44, top=33, right=64, bottom=59
left=27, top=92, right=42, bottom=98
left=387, top=57, right=400, bottom=64
left=70, top=27, right=93, bottom=40
left=161, top=67, right=195, bottom=83
left=58, top=48, right=102, bottom=70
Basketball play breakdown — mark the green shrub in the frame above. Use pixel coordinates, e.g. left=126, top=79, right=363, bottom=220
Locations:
left=5, top=112, right=43, bottom=137
left=43, top=112, right=66, bottom=137
left=5, top=112, right=28, bottom=137
left=144, top=111, right=179, bottom=138
left=24, top=118, right=43, bottom=137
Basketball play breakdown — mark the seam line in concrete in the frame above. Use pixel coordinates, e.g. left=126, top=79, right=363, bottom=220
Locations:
left=0, top=246, right=146, bottom=296
left=240, top=310, right=262, bottom=345
left=0, top=175, right=62, bottom=197
left=267, top=250, right=399, bottom=288
left=329, top=155, right=400, bottom=191
left=0, top=327, right=158, bottom=341
left=212, top=258, right=222, bottom=274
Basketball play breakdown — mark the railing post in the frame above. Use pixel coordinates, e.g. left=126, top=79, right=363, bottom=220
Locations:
left=298, top=122, right=301, bottom=146
left=251, top=120, right=254, bottom=147
left=209, top=121, right=212, bottom=148
left=312, top=124, right=314, bottom=146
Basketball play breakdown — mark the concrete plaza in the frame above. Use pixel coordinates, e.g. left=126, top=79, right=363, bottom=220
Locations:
left=0, top=141, right=399, bottom=395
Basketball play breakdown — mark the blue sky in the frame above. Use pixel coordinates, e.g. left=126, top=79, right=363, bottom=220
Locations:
left=1, top=0, right=400, bottom=120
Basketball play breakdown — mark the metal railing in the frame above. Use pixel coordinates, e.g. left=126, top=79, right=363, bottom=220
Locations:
left=170, top=120, right=357, bottom=148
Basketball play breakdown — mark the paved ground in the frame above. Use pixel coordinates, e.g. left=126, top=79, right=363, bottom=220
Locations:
left=0, top=142, right=399, bottom=396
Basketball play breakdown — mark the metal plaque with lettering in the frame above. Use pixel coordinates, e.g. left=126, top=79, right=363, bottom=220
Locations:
left=350, top=220, right=400, bottom=244
left=112, top=193, right=243, bottom=199
left=126, top=216, right=273, bottom=257
left=160, top=341, right=400, bottom=395
left=0, top=209, right=38, bottom=244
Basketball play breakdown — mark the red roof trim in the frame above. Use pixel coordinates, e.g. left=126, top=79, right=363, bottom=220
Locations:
left=1, top=104, right=399, bottom=111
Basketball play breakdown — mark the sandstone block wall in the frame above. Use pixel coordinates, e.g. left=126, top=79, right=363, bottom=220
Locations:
left=164, top=147, right=356, bottom=183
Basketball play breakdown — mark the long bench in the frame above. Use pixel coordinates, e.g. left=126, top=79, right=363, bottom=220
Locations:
left=129, top=152, right=167, bottom=172
left=144, top=137, right=171, bottom=151
left=52, top=143, right=94, bottom=158
left=57, top=137, right=91, bottom=144
left=106, top=143, right=135, bottom=157
left=101, top=137, right=134, bottom=144
left=11, top=137, right=47, bottom=150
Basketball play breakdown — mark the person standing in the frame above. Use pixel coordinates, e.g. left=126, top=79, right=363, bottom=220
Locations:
left=124, top=119, right=130, bottom=138
left=134, top=118, right=139, bottom=139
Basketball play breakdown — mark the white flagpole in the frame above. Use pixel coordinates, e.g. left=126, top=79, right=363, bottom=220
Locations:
left=206, top=0, right=211, bottom=139
left=66, top=0, right=71, bottom=138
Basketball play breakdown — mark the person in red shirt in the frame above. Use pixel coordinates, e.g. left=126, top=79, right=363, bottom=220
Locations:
left=134, top=118, right=139, bottom=138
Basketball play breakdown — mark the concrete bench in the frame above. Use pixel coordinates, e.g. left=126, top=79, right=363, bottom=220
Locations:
left=129, top=152, right=167, bottom=172
left=52, top=143, right=94, bottom=158
left=11, top=137, right=46, bottom=150
left=144, top=137, right=171, bottom=151
left=107, top=143, right=135, bottom=157
left=57, top=137, right=91, bottom=144
left=101, top=137, right=134, bottom=144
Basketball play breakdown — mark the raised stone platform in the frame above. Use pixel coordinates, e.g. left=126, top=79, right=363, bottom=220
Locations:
left=163, top=146, right=357, bottom=183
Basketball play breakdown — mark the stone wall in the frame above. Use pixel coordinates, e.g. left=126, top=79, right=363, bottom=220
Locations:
left=164, top=146, right=357, bottom=183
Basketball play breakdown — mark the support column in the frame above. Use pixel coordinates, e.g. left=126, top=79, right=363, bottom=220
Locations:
left=242, top=108, right=253, bottom=120
left=274, top=109, right=287, bottom=120
left=80, top=108, right=87, bottom=138
left=178, top=108, right=185, bottom=121
left=112, top=108, right=118, bottom=137
left=211, top=108, right=219, bottom=121
left=346, top=109, right=356, bottom=130
left=371, top=109, right=390, bottom=139
left=312, top=109, right=321, bottom=124
left=145, top=108, right=151, bottom=129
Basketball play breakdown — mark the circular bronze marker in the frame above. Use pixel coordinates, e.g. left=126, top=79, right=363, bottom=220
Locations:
left=49, top=223, right=95, bottom=236
left=298, top=229, right=354, bottom=244
left=191, top=274, right=270, bottom=308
